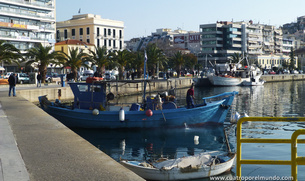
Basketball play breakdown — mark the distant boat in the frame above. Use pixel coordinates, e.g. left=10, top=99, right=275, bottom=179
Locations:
left=208, top=63, right=264, bottom=86
left=121, top=151, right=236, bottom=181
left=38, top=81, right=238, bottom=129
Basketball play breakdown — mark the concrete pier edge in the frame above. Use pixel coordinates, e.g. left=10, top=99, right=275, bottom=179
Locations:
left=0, top=90, right=144, bottom=181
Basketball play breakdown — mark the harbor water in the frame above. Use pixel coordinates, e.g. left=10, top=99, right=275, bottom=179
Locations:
left=72, top=80, right=305, bottom=180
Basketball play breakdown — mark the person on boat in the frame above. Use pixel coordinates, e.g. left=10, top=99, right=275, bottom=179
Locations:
left=186, top=84, right=195, bottom=109
left=155, top=94, right=163, bottom=110
left=8, top=73, right=17, bottom=97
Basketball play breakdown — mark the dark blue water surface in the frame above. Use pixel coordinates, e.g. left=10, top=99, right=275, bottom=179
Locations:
left=72, top=80, right=305, bottom=180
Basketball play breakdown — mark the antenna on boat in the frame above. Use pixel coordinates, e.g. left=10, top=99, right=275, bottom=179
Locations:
left=223, top=128, right=232, bottom=153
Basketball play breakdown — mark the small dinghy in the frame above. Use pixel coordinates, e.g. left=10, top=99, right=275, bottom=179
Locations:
left=121, top=151, right=236, bottom=181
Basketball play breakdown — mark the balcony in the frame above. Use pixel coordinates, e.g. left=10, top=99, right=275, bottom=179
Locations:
left=0, top=7, right=55, bottom=21
left=0, top=0, right=54, bottom=10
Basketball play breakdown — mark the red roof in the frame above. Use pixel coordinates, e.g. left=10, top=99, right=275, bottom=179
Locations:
left=55, top=39, right=95, bottom=46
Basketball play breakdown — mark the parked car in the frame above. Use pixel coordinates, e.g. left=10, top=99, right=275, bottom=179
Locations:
left=104, top=72, right=116, bottom=80
left=80, top=70, right=94, bottom=81
left=16, top=73, right=29, bottom=84
left=46, top=72, right=60, bottom=83
left=283, top=69, right=290, bottom=74
left=3, top=72, right=13, bottom=79
left=299, top=70, right=304, bottom=74
left=269, top=71, right=276, bottom=75
left=291, top=70, right=299, bottom=74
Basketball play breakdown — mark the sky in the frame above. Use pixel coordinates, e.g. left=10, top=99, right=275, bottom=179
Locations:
left=56, top=0, right=305, bottom=40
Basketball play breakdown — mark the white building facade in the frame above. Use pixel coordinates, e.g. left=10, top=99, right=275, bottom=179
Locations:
left=0, top=0, right=56, bottom=72
left=56, top=14, right=124, bottom=52
left=0, top=0, right=56, bottom=50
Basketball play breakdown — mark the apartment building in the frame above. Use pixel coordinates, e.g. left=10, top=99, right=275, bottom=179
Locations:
left=199, top=21, right=243, bottom=64
left=125, top=28, right=200, bottom=56
left=0, top=0, right=56, bottom=50
left=56, top=14, right=124, bottom=52
left=199, top=21, right=294, bottom=68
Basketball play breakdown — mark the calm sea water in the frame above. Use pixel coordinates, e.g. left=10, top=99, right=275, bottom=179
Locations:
left=72, top=80, right=305, bottom=180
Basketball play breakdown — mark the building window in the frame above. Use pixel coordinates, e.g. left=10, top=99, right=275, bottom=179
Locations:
left=108, top=29, right=111, bottom=36
left=97, top=39, right=100, bottom=47
left=113, top=40, right=116, bottom=48
left=104, top=28, right=106, bottom=36
left=87, top=39, right=90, bottom=43
left=64, top=29, right=68, bottom=39
left=87, top=27, right=90, bottom=35
left=120, top=41, right=122, bottom=49
left=109, top=39, right=111, bottom=46
left=113, top=29, right=116, bottom=38
left=61, top=46, right=64, bottom=52
left=97, top=27, right=100, bottom=36
left=80, top=28, right=83, bottom=35
left=104, top=39, right=107, bottom=47
left=119, top=30, right=122, bottom=38
left=72, top=29, right=75, bottom=36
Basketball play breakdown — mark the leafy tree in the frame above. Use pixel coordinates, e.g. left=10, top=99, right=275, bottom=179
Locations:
left=183, top=53, right=198, bottom=71
left=25, top=43, right=61, bottom=83
left=58, top=47, right=89, bottom=81
left=88, top=46, right=108, bottom=74
left=170, top=51, right=184, bottom=78
left=0, top=40, right=22, bottom=66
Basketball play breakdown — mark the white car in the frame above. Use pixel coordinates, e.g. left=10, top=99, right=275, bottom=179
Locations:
left=3, top=72, right=13, bottom=79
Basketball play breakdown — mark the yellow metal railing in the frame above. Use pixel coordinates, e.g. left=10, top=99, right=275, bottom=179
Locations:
left=236, top=117, right=305, bottom=181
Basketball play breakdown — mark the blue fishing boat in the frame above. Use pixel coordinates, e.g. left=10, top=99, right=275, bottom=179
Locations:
left=38, top=81, right=238, bottom=129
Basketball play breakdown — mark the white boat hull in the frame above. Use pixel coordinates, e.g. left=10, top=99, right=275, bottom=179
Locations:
left=121, top=153, right=236, bottom=181
left=208, top=75, right=248, bottom=86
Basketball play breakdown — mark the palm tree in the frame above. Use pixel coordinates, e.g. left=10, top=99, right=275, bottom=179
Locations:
left=59, top=47, right=89, bottom=81
left=0, top=40, right=22, bottom=66
left=88, top=46, right=108, bottom=74
left=289, top=47, right=296, bottom=70
left=146, top=43, right=166, bottom=76
left=109, top=49, right=131, bottom=80
left=229, top=52, right=242, bottom=63
left=132, top=51, right=145, bottom=78
left=25, top=43, right=61, bottom=83
left=170, top=51, right=184, bottom=78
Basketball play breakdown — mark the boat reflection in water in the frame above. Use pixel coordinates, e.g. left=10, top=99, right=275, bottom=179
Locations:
left=72, top=125, right=235, bottom=179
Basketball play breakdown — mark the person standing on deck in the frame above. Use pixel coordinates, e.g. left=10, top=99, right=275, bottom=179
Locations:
left=186, top=84, right=195, bottom=109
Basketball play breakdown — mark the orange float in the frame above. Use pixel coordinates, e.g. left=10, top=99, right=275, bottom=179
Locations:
left=86, top=77, right=103, bottom=83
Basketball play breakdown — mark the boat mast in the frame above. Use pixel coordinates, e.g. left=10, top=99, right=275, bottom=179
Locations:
left=142, top=51, right=148, bottom=106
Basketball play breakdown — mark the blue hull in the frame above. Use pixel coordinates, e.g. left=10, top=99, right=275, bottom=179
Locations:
left=39, top=92, right=238, bottom=129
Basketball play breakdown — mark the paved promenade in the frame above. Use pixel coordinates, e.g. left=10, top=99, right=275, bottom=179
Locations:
left=0, top=84, right=144, bottom=181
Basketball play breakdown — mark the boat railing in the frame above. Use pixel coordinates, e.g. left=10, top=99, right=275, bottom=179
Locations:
left=236, top=117, right=305, bottom=181
left=202, top=91, right=238, bottom=105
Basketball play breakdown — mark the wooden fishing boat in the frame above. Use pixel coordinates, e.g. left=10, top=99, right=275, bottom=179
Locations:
left=38, top=81, right=238, bottom=129
left=120, top=151, right=236, bottom=181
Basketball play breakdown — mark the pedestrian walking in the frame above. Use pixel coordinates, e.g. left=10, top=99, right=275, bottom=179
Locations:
left=8, top=73, right=17, bottom=97
left=37, top=72, right=42, bottom=87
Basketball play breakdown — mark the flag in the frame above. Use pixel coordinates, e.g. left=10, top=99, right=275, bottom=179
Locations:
left=144, top=51, right=147, bottom=63
left=78, top=8, right=81, bottom=14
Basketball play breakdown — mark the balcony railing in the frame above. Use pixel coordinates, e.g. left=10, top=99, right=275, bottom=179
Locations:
left=0, top=0, right=55, bottom=9
left=0, top=7, right=54, bottom=20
